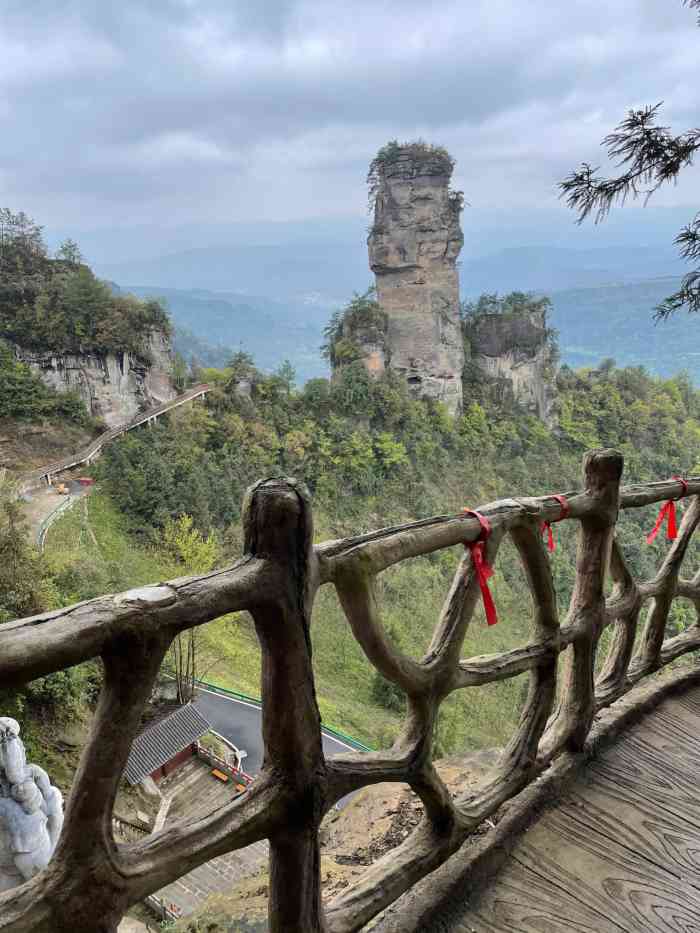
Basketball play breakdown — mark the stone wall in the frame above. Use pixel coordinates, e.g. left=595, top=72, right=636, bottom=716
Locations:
left=15, top=329, right=175, bottom=427
left=367, top=144, right=464, bottom=414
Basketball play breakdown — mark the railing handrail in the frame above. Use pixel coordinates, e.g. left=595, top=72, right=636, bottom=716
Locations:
left=5, top=452, right=700, bottom=933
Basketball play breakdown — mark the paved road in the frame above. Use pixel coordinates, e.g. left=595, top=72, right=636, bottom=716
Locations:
left=23, top=479, right=92, bottom=548
left=194, top=686, right=358, bottom=775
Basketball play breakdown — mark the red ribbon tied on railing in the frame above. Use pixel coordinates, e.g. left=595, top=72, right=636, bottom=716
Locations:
left=540, top=494, right=570, bottom=552
left=461, top=508, right=498, bottom=626
left=646, top=476, right=689, bottom=544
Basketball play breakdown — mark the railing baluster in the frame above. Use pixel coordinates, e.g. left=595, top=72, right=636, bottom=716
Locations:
left=242, top=478, right=326, bottom=933
left=541, top=449, right=622, bottom=758
left=595, top=539, right=642, bottom=704
left=501, top=523, right=559, bottom=781
left=632, top=495, right=700, bottom=678
left=4, top=451, right=700, bottom=932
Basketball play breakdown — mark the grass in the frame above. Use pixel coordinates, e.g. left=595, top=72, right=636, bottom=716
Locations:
left=45, top=492, right=545, bottom=755
left=45, top=491, right=178, bottom=600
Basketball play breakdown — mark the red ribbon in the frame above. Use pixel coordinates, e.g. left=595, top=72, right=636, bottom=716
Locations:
left=462, top=509, right=497, bottom=626
left=646, top=476, right=688, bottom=544
left=540, top=494, right=570, bottom=552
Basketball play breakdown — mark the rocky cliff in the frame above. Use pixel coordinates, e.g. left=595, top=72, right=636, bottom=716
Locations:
left=367, top=142, right=465, bottom=414
left=465, top=308, right=556, bottom=423
left=15, top=329, right=174, bottom=428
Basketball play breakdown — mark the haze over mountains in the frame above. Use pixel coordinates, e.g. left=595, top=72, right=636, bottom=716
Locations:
left=74, top=206, right=700, bottom=382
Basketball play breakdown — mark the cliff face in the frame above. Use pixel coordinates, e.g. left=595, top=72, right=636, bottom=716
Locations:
left=467, top=309, right=556, bottom=423
left=367, top=144, right=464, bottom=414
left=15, top=330, right=174, bottom=428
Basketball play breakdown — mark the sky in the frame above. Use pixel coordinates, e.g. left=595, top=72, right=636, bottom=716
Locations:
left=2, top=0, right=699, bottom=258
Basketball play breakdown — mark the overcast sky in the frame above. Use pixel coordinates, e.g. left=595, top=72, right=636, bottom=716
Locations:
left=2, top=0, right=699, bottom=242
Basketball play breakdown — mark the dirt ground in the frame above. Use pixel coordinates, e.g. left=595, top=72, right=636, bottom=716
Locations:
left=171, top=748, right=504, bottom=931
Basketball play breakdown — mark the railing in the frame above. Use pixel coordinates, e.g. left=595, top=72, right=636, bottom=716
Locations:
left=36, top=492, right=82, bottom=550
left=2, top=449, right=700, bottom=932
left=144, top=895, right=181, bottom=924
left=112, top=815, right=149, bottom=842
left=195, top=740, right=254, bottom=785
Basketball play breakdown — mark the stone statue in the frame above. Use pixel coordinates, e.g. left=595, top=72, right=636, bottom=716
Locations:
left=0, top=717, right=63, bottom=890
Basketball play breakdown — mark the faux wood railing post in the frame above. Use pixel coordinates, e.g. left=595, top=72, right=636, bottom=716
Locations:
left=595, top=539, right=642, bottom=704
left=542, top=449, right=623, bottom=756
left=6, top=456, right=700, bottom=933
left=634, top=495, right=700, bottom=676
left=242, top=478, right=326, bottom=933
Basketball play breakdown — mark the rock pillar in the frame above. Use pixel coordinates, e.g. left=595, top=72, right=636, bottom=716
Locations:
left=367, top=143, right=465, bottom=413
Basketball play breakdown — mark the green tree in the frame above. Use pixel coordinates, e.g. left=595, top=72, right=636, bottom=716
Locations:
left=0, top=499, right=53, bottom=622
left=172, top=352, right=189, bottom=392
left=163, top=513, right=221, bottom=703
left=163, top=513, right=220, bottom=572
left=55, top=238, right=83, bottom=266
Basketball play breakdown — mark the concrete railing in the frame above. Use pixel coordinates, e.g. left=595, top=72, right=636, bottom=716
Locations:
left=4, top=453, right=700, bottom=933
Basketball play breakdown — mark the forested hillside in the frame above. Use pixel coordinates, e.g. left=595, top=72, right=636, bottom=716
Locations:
left=3, top=246, right=700, bottom=761
left=34, top=345, right=700, bottom=754
left=0, top=211, right=169, bottom=360
left=549, top=276, right=697, bottom=377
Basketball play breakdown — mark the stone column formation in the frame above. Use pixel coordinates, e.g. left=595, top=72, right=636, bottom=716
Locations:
left=368, top=145, right=465, bottom=414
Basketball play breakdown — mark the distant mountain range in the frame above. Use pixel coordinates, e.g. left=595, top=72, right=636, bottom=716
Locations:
left=549, top=276, right=695, bottom=378
left=110, top=239, right=699, bottom=384
left=460, top=246, right=686, bottom=297
left=121, top=285, right=330, bottom=382
left=101, top=240, right=687, bottom=308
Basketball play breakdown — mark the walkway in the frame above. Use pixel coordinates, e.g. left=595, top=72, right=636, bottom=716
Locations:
left=17, top=383, right=210, bottom=546
left=149, top=758, right=268, bottom=918
left=18, top=383, right=210, bottom=488
left=449, top=684, right=700, bottom=932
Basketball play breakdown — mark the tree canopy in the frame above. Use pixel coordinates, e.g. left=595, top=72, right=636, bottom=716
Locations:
left=0, top=209, right=171, bottom=360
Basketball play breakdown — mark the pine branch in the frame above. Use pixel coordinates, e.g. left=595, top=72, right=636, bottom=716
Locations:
left=655, top=213, right=700, bottom=318
left=559, top=104, right=700, bottom=223
left=686, top=0, right=700, bottom=24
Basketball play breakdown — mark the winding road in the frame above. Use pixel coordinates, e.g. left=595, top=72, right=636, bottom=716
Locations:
left=193, top=684, right=361, bottom=775
left=19, top=384, right=211, bottom=548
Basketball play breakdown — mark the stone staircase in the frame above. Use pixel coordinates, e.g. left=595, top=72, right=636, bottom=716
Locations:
left=149, top=758, right=268, bottom=919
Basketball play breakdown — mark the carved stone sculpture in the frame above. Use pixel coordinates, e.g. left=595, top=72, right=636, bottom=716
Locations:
left=0, top=717, right=63, bottom=891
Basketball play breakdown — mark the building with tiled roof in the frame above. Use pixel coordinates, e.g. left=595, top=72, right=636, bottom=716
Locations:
left=124, top=702, right=211, bottom=786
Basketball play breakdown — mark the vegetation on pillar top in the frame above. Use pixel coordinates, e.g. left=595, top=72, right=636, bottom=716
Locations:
left=367, top=139, right=464, bottom=213
left=461, top=291, right=560, bottom=359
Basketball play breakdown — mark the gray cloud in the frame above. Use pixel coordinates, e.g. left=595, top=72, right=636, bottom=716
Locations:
left=2, top=0, right=699, bottom=239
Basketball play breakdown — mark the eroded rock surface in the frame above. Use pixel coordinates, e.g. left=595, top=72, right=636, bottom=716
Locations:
left=468, top=308, right=556, bottom=423
left=15, top=329, right=174, bottom=428
left=367, top=144, right=465, bottom=413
